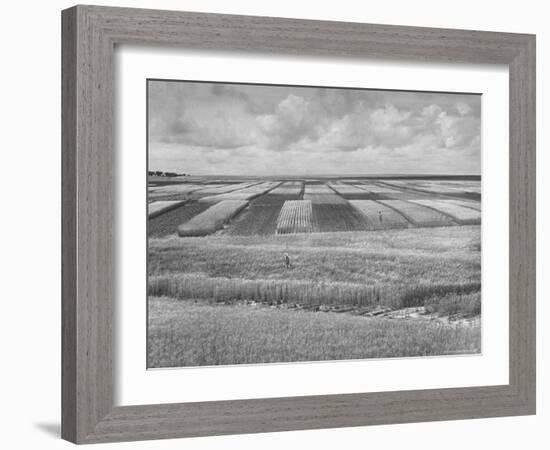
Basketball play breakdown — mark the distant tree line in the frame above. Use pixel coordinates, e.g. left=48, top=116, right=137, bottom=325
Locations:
left=148, top=170, right=187, bottom=177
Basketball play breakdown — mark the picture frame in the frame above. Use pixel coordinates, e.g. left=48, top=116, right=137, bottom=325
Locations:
left=61, top=4, right=536, bottom=444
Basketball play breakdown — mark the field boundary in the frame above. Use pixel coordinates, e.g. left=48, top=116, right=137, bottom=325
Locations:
left=376, top=180, right=481, bottom=201
left=372, top=199, right=415, bottom=226
left=406, top=200, right=461, bottom=225
left=148, top=200, right=187, bottom=219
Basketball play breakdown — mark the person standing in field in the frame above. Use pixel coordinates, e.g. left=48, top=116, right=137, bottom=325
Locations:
left=284, top=252, right=291, bottom=269
left=378, top=210, right=383, bottom=223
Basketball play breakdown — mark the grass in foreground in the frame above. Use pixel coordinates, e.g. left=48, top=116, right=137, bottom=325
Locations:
left=149, top=272, right=480, bottom=312
left=148, top=297, right=481, bottom=368
left=149, top=226, right=481, bottom=286
left=148, top=226, right=481, bottom=311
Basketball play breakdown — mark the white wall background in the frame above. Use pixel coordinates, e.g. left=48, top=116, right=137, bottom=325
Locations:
left=0, top=0, right=546, bottom=448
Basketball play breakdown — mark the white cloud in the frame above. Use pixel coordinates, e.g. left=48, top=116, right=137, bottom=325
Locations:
left=148, top=81, right=481, bottom=175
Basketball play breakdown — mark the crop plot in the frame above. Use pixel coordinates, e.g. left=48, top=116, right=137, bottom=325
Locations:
left=193, top=182, right=257, bottom=195
left=379, top=179, right=421, bottom=186
left=303, top=193, right=347, bottom=204
left=178, top=200, right=249, bottom=236
left=254, top=194, right=301, bottom=205
left=360, top=183, right=404, bottom=194
left=148, top=183, right=203, bottom=199
left=378, top=180, right=482, bottom=198
left=444, top=198, right=481, bottom=211
left=443, top=181, right=481, bottom=194
left=401, top=181, right=469, bottom=195
left=276, top=200, right=313, bottom=234
left=199, top=182, right=279, bottom=203
left=437, top=181, right=479, bottom=188
left=459, top=185, right=481, bottom=194
left=269, top=181, right=303, bottom=196
left=349, top=200, right=410, bottom=230
left=148, top=202, right=211, bottom=237
left=312, top=203, right=370, bottom=232
left=410, top=199, right=481, bottom=224
left=191, top=183, right=233, bottom=194
left=228, top=204, right=283, bottom=235
left=152, top=179, right=482, bottom=235
left=245, top=181, right=281, bottom=193
left=148, top=200, right=187, bottom=218
left=199, top=192, right=259, bottom=203
left=329, top=183, right=369, bottom=195
left=229, top=183, right=300, bottom=234
left=327, top=183, right=373, bottom=200
left=304, top=184, right=333, bottom=195
left=378, top=199, right=456, bottom=227
left=434, top=182, right=481, bottom=195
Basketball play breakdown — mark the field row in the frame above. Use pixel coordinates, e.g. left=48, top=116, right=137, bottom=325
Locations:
left=149, top=195, right=481, bottom=237
left=276, top=200, right=314, bottom=234
left=148, top=297, right=481, bottom=367
left=177, top=200, right=248, bottom=237
left=197, top=181, right=280, bottom=203
left=149, top=179, right=481, bottom=205
left=382, top=179, right=481, bottom=195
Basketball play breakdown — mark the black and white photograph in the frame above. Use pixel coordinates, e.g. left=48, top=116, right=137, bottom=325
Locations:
left=146, top=79, right=482, bottom=368
left=1, top=0, right=543, bottom=447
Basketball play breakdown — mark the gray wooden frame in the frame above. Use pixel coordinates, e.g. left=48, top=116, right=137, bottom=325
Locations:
left=62, top=4, right=536, bottom=444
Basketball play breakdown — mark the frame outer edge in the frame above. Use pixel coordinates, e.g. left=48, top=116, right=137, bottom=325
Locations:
left=82, top=3, right=115, bottom=442
left=508, top=34, right=536, bottom=413
left=61, top=5, right=78, bottom=443
left=527, top=36, right=536, bottom=414
left=61, top=5, right=537, bottom=443
left=63, top=5, right=115, bottom=442
left=527, top=35, right=536, bottom=414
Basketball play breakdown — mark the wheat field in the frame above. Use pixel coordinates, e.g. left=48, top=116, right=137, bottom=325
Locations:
left=411, top=199, right=481, bottom=224
left=177, top=200, right=248, bottom=236
left=148, top=297, right=481, bottom=367
left=148, top=177, right=482, bottom=368
left=276, top=200, right=314, bottom=234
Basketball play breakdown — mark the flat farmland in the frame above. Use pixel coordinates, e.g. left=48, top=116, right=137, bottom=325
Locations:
left=148, top=202, right=211, bottom=237
left=227, top=203, right=283, bottom=236
left=304, top=184, right=334, bottom=195
left=413, top=182, right=472, bottom=194
left=149, top=183, right=204, bottom=200
left=147, top=176, right=481, bottom=237
left=269, top=181, right=303, bottom=196
left=148, top=224, right=481, bottom=365
left=378, top=199, right=456, bottom=227
left=329, top=183, right=369, bottom=196
left=382, top=179, right=481, bottom=198
left=303, top=193, right=346, bottom=204
left=199, top=181, right=280, bottom=203
left=312, top=203, right=370, bottom=232
left=254, top=193, right=302, bottom=204
left=148, top=183, right=200, bottom=193
left=227, top=190, right=305, bottom=236
left=359, top=183, right=404, bottom=195
left=193, top=182, right=256, bottom=195
left=276, top=200, right=314, bottom=234
left=148, top=202, right=481, bottom=367
left=440, top=181, right=481, bottom=194
left=445, top=198, right=482, bottom=211
left=178, top=200, right=248, bottom=237
left=349, top=200, right=410, bottom=230
left=149, top=226, right=481, bottom=297
left=149, top=297, right=480, bottom=367
left=410, top=199, right=481, bottom=224
left=148, top=200, right=187, bottom=218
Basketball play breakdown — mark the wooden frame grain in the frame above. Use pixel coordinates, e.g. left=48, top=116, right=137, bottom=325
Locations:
left=61, top=5, right=536, bottom=444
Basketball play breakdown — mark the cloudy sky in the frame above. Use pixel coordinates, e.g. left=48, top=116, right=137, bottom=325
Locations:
left=148, top=80, right=481, bottom=176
